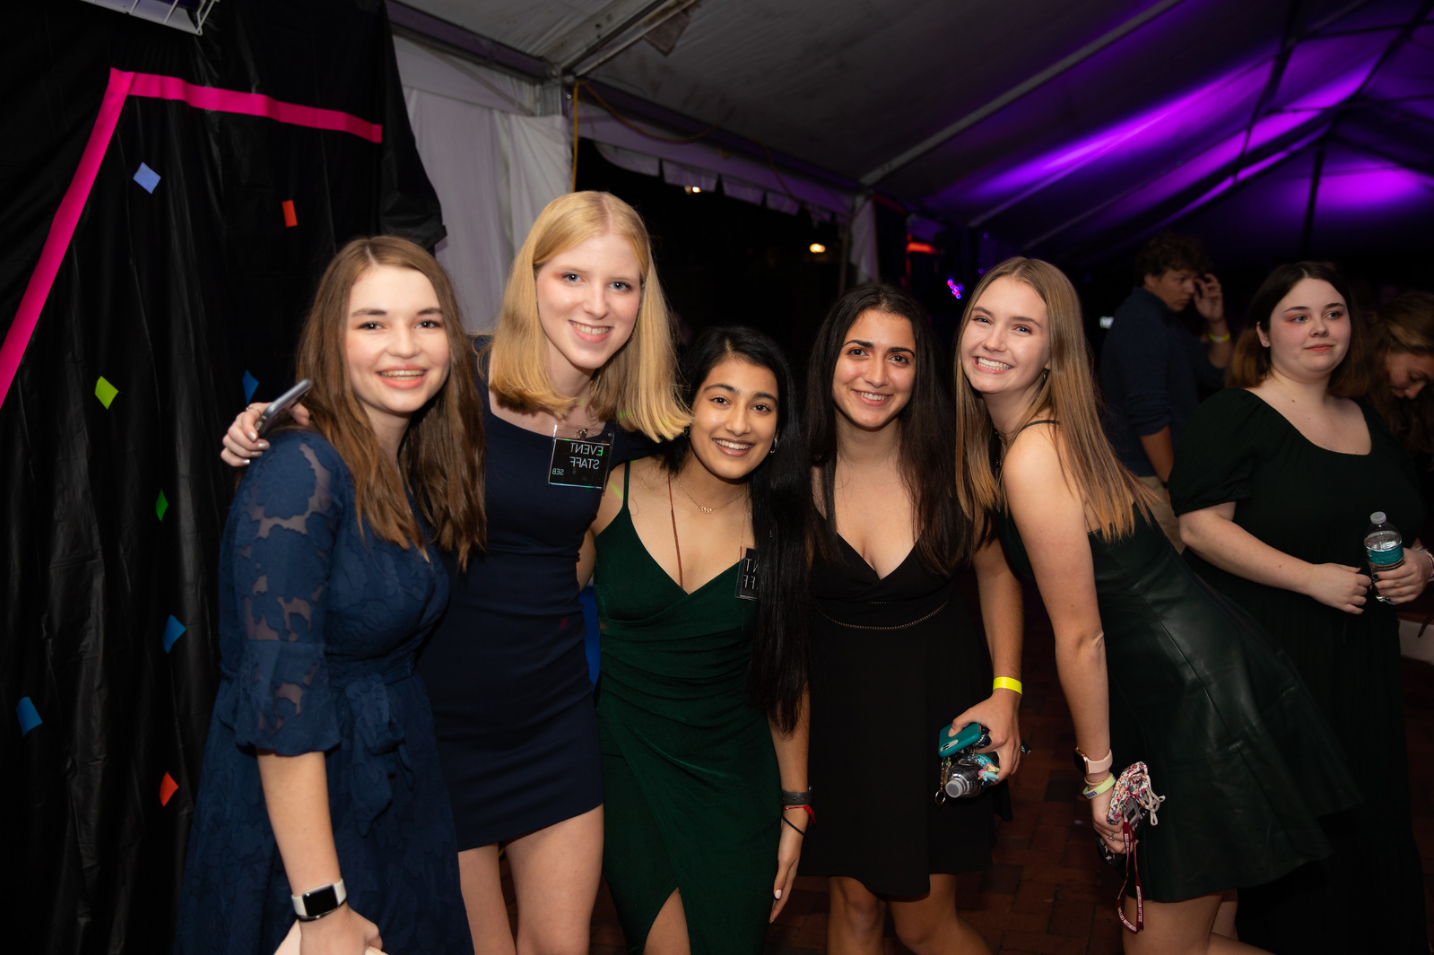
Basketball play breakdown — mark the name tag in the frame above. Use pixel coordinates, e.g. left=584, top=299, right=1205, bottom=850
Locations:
left=548, top=434, right=613, bottom=489
left=735, top=548, right=759, bottom=601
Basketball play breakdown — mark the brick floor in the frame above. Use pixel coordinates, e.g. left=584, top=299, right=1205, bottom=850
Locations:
left=569, top=578, right=1434, bottom=954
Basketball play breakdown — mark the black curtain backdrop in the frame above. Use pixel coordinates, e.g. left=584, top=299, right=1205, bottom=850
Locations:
left=0, top=4, right=443, bottom=952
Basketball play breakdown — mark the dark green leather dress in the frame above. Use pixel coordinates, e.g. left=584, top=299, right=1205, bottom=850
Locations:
left=998, top=504, right=1360, bottom=903
left=593, top=465, right=779, bottom=955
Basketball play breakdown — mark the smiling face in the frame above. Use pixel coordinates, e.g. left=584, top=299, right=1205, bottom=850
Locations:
left=535, top=231, right=642, bottom=381
left=345, top=264, right=451, bottom=445
left=687, top=357, right=781, bottom=482
left=1143, top=268, right=1196, bottom=312
left=1386, top=350, right=1434, bottom=400
left=1257, top=277, right=1351, bottom=384
left=960, top=276, right=1051, bottom=411
left=830, top=309, right=917, bottom=432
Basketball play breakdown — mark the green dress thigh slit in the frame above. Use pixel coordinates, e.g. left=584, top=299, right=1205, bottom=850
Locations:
left=593, top=463, right=780, bottom=955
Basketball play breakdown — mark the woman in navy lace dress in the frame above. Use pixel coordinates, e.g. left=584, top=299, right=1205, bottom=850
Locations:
left=175, top=237, right=486, bottom=955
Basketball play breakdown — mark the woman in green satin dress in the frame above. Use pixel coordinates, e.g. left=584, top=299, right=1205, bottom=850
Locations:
left=950, top=257, right=1358, bottom=954
left=579, top=327, right=813, bottom=955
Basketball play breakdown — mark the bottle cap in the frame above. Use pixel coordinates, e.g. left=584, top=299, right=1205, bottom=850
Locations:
left=1371, top=511, right=1387, bottom=523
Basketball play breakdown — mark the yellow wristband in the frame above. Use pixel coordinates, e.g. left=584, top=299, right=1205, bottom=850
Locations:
left=1208, top=331, right=1231, bottom=343
left=992, top=677, right=1023, bottom=694
left=1082, top=774, right=1116, bottom=799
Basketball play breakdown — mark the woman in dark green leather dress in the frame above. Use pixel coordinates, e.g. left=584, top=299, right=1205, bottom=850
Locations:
left=581, top=328, right=813, bottom=955
left=951, top=257, right=1359, bottom=954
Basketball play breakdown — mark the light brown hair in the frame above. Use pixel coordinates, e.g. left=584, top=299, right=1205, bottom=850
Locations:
left=1366, top=290, right=1434, bottom=459
left=1226, top=261, right=1370, bottom=397
left=487, top=191, right=687, bottom=441
left=953, top=257, right=1156, bottom=542
left=293, top=236, right=486, bottom=567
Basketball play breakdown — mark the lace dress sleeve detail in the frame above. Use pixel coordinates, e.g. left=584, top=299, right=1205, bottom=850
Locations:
left=227, top=434, right=348, bottom=755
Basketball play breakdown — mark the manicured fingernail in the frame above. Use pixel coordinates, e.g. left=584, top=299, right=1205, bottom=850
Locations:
left=248, top=431, right=257, bottom=440
left=774, top=889, right=782, bottom=899
left=258, top=441, right=269, bottom=449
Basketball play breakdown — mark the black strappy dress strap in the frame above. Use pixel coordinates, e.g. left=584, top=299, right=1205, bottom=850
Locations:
left=1020, top=418, right=1059, bottom=432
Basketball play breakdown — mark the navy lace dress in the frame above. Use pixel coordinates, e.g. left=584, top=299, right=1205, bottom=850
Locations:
left=174, top=432, right=472, bottom=955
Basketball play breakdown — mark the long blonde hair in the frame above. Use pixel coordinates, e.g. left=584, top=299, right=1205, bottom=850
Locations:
left=293, top=236, right=486, bottom=568
left=487, top=191, right=687, bottom=440
left=953, top=257, right=1156, bottom=541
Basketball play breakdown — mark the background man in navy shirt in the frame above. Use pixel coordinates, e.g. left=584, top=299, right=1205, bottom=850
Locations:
left=1101, top=232, right=1233, bottom=550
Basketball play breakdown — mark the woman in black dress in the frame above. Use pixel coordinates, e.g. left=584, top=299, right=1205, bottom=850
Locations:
left=954, top=257, right=1358, bottom=954
left=799, top=284, right=1024, bottom=955
left=221, top=194, right=688, bottom=955
left=1171, top=263, right=1430, bottom=953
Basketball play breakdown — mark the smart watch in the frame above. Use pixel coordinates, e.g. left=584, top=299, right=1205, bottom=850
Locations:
left=292, top=879, right=347, bottom=922
left=1072, top=747, right=1113, bottom=777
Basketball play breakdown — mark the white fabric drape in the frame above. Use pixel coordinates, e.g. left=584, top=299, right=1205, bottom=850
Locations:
left=395, top=38, right=569, bottom=333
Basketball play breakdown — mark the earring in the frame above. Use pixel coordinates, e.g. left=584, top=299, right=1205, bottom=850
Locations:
left=682, top=425, right=690, bottom=437
left=769, top=435, right=779, bottom=455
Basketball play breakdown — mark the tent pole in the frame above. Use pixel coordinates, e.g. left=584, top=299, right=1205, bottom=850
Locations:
left=1301, top=139, right=1326, bottom=259
left=838, top=222, right=851, bottom=295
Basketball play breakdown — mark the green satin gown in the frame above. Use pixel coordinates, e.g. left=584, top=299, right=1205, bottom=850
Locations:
left=593, top=464, right=780, bottom=955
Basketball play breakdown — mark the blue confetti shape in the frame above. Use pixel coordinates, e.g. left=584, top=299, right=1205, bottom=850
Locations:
left=242, top=370, right=259, bottom=403
left=133, top=162, right=161, bottom=194
left=16, top=697, right=41, bottom=737
left=162, top=615, right=187, bottom=653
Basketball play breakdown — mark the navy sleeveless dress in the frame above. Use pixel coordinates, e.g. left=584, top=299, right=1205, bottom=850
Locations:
left=175, top=431, right=472, bottom=955
left=419, top=352, right=645, bottom=848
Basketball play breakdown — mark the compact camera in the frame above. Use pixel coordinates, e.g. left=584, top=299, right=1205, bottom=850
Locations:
left=934, top=722, right=999, bottom=804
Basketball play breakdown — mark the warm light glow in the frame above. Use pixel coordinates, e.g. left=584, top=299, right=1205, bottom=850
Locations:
left=906, top=241, right=937, bottom=255
left=684, top=185, right=702, bottom=194
left=809, top=243, right=826, bottom=254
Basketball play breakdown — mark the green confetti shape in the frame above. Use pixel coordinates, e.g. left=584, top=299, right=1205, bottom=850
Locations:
left=95, top=377, right=118, bottom=408
left=156, top=490, right=169, bottom=521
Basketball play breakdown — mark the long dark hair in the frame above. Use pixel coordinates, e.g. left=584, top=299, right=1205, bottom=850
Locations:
left=659, top=327, right=810, bottom=731
left=805, top=283, right=969, bottom=572
left=1227, top=261, right=1370, bottom=398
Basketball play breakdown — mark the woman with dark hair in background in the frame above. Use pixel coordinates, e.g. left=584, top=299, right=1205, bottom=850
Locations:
left=583, top=326, right=811, bottom=955
left=798, top=283, right=1024, bottom=955
left=955, top=256, right=1357, bottom=954
left=1172, top=263, right=1430, bottom=953
left=178, top=237, right=486, bottom=955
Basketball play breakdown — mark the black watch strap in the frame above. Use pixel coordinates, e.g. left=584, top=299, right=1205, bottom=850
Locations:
left=780, top=789, right=813, bottom=806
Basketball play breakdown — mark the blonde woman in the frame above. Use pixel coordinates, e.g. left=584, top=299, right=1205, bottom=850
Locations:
left=178, top=237, right=486, bottom=954
left=221, top=193, right=686, bottom=954
left=951, top=257, right=1357, bottom=954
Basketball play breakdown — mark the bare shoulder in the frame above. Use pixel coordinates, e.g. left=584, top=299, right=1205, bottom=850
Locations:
left=1001, top=423, right=1064, bottom=490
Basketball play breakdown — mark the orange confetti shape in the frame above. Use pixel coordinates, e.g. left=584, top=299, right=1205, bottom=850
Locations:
left=160, top=772, right=179, bottom=806
left=282, top=200, right=298, bottom=228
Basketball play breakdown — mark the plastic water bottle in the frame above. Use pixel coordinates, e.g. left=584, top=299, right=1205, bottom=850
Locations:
left=1364, top=511, right=1404, bottom=605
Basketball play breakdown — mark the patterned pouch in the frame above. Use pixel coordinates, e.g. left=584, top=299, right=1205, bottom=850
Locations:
left=1095, top=762, right=1165, bottom=933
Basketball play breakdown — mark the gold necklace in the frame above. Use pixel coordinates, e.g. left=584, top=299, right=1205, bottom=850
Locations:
left=674, top=475, right=746, bottom=514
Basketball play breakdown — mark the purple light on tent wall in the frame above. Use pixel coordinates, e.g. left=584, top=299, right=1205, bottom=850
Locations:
left=1287, top=59, right=1380, bottom=110
left=1315, top=167, right=1432, bottom=209
left=971, top=61, right=1271, bottom=199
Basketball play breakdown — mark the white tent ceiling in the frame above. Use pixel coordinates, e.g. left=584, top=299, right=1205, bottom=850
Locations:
left=395, top=0, right=1434, bottom=266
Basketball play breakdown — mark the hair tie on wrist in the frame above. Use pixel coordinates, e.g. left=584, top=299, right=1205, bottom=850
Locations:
left=993, top=676, right=1023, bottom=694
